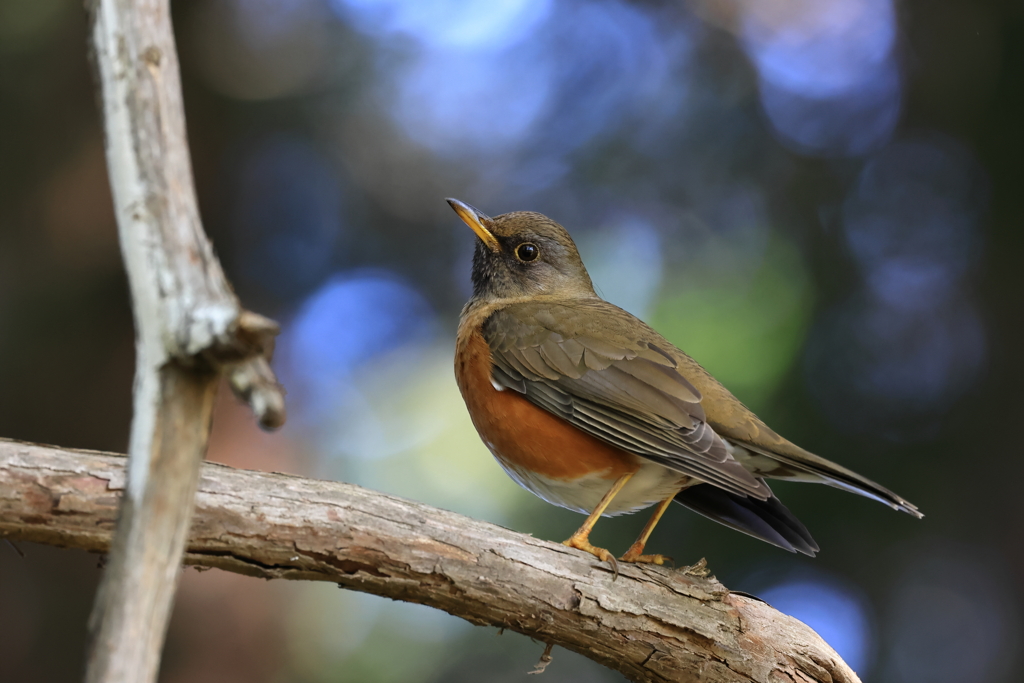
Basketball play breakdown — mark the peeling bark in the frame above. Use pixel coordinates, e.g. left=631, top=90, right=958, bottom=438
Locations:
left=1, top=439, right=860, bottom=683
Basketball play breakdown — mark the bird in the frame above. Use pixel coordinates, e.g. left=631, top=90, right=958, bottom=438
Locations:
left=448, top=198, right=921, bottom=571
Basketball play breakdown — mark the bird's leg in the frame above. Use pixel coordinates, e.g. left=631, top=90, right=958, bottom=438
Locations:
left=619, top=491, right=679, bottom=565
left=562, top=472, right=634, bottom=576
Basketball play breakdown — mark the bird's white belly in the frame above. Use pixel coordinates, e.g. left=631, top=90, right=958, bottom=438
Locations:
left=494, top=456, right=689, bottom=516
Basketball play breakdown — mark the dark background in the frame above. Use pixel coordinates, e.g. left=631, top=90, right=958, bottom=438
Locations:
left=1, top=1, right=1022, bottom=681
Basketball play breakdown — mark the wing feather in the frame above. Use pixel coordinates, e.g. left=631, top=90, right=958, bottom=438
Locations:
left=537, top=337, right=586, bottom=378
left=484, top=301, right=769, bottom=500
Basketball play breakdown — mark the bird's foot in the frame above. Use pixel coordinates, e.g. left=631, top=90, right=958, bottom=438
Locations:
left=562, top=535, right=619, bottom=578
left=619, top=542, right=673, bottom=567
left=682, top=557, right=711, bottom=578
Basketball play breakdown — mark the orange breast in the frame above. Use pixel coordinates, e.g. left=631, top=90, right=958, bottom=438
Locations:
left=455, top=324, right=638, bottom=482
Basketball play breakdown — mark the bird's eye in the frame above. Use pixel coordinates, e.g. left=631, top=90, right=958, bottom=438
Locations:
left=515, top=242, right=540, bottom=262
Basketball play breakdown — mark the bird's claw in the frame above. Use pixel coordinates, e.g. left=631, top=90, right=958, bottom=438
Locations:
left=619, top=543, right=674, bottom=567
left=562, top=536, right=619, bottom=579
left=621, top=552, right=674, bottom=567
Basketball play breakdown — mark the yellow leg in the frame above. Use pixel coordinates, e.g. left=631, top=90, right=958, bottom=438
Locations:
left=619, top=492, right=678, bottom=565
left=562, top=472, right=634, bottom=575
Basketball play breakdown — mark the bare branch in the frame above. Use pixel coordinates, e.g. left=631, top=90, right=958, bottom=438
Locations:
left=1, top=439, right=861, bottom=683
left=84, top=0, right=285, bottom=680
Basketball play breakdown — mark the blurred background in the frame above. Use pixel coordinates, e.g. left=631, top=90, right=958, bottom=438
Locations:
left=1, top=0, right=1022, bottom=681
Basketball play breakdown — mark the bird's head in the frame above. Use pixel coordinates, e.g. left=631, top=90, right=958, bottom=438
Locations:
left=447, top=198, right=596, bottom=302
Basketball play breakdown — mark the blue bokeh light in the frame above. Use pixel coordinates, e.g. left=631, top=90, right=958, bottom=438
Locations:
left=230, top=136, right=345, bottom=298
left=330, top=0, right=552, bottom=51
left=740, top=0, right=901, bottom=156
left=758, top=66, right=901, bottom=156
left=357, top=0, right=693, bottom=179
left=843, top=137, right=987, bottom=309
left=581, top=218, right=664, bottom=318
left=760, top=577, right=874, bottom=674
left=804, top=135, right=988, bottom=437
left=741, top=0, right=896, bottom=97
left=529, top=1, right=690, bottom=155
left=276, top=271, right=437, bottom=421
left=392, top=46, right=554, bottom=155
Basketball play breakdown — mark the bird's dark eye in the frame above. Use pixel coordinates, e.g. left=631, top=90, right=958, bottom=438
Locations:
left=515, top=242, right=540, bottom=262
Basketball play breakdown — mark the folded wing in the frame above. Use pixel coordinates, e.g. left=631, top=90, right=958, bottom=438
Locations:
left=483, top=300, right=770, bottom=500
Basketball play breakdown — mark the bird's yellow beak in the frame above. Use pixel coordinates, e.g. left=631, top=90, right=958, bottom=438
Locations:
left=446, top=198, right=500, bottom=252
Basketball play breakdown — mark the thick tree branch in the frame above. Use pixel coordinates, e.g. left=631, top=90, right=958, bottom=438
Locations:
left=84, top=1, right=285, bottom=681
left=1, top=439, right=860, bottom=683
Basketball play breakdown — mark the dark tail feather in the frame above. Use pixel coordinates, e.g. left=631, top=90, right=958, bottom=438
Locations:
left=675, top=484, right=819, bottom=557
left=739, top=442, right=923, bottom=519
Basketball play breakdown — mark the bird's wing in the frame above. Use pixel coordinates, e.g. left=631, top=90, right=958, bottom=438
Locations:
left=483, top=299, right=770, bottom=500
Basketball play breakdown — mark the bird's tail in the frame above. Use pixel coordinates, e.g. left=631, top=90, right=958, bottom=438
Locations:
left=674, top=483, right=819, bottom=556
left=740, top=442, right=924, bottom=519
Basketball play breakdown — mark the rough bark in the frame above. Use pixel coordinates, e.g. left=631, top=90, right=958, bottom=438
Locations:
left=84, top=1, right=285, bottom=681
left=1, top=439, right=860, bottom=683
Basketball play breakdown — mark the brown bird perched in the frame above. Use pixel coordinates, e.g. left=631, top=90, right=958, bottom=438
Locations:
left=449, top=198, right=921, bottom=571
